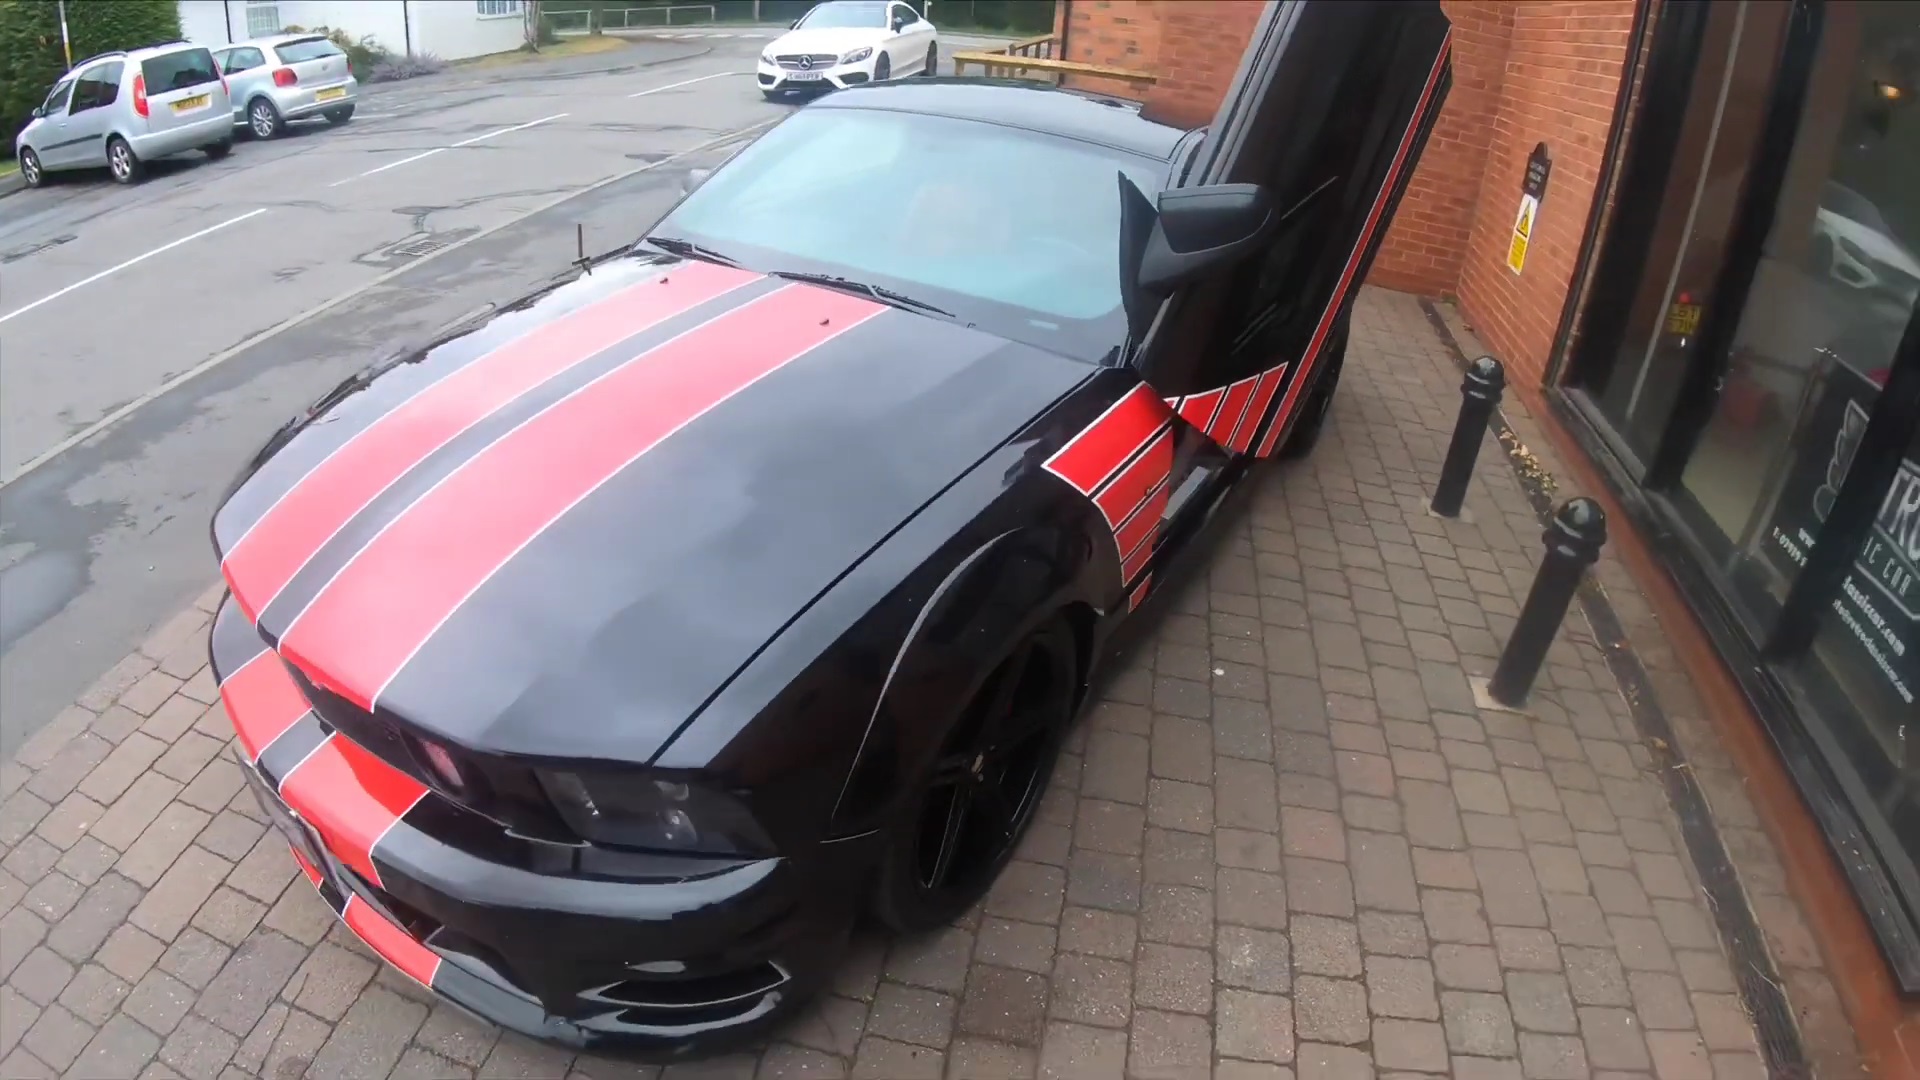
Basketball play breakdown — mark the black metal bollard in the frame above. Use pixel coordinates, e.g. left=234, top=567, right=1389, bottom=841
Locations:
left=1430, top=356, right=1506, bottom=518
left=1488, top=497, right=1608, bottom=707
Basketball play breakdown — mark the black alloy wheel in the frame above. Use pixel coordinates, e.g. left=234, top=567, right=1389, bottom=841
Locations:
left=874, top=53, right=892, bottom=82
left=874, top=619, right=1078, bottom=931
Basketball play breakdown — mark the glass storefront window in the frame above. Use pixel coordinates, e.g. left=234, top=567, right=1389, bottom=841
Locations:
left=1673, top=0, right=1920, bottom=905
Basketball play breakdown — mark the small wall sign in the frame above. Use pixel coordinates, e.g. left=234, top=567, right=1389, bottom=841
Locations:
left=1508, top=143, right=1551, bottom=276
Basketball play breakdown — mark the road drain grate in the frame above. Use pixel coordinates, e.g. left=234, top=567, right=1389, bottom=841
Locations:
left=389, top=236, right=449, bottom=259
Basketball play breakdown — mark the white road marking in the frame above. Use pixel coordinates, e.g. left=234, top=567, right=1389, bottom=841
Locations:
left=328, top=112, right=570, bottom=187
left=0, top=209, right=268, bottom=328
left=628, top=71, right=752, bottom=98
left=1, top=120, right=780, bottom=490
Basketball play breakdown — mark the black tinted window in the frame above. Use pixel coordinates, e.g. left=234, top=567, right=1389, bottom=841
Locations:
left=221, top=48, right=264, bottom=74
left=142, top=48, right=220, bottom=92
left=275, top=38, right=343, bottom=64
left=72, top=62, right=123, bottom=111
left=43, top=81, right=73, bottom=114
left=799, top=1, right=887, bottom=28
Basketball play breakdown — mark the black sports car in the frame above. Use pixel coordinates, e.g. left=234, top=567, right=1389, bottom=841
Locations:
left=208, top=0, right=1452, bottom=1057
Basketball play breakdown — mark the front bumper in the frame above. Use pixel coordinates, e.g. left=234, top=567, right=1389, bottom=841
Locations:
left=210, top=594, right=871, bottom=1056
left=755, top=56, right=878, bottom=93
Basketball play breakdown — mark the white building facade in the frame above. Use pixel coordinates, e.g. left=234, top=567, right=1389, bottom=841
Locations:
left=175, top=0, right=528, bottom=62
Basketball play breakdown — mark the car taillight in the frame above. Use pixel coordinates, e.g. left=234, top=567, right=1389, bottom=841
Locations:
left=132, top=73, right=148, bottom=117
left=273, top=68, right=297, bottom=87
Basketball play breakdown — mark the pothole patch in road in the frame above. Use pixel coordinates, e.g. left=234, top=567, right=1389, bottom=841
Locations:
left=357, top=228, right=481, bottom=269
left=2, top=234, right=76, bottom=264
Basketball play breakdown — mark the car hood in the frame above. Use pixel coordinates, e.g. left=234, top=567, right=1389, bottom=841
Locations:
left=1817, top=209, right=1920, bottom=281
left=212, top=254, right=1089, bottom=763
left=769, top=26, right=890, bottom=55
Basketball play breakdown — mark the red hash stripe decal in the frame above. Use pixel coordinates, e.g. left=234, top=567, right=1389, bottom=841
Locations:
left=1116, top=481, right=1169, bottom=578
left=1128, top=574, right=1152, bottom=612
left=219, top=652, right=310, bottom=762
left=1260, top=34, right=1452, bottom=459
left=1229, top=368, right=1287, bottom=455
left=221, top=260, right=759, bottom=623
left=279, top=735, right=428, bottom=890
left=1176, top=388, right=1225, bottom=431
left=1205, top=375, right=1260, bottom=445
left=1046, top=384, right=1173, bottom=494
left=343, top=895, right=442, bottom=987
left=282, top=285, right=885, bottom=711
left=1121, top=518, right=1159, bottom=581
left=1093, top=426, right=1173, bottom=529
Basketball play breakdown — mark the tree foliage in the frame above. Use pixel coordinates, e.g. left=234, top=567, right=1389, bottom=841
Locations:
left=0, top=0, right=182, bottom=157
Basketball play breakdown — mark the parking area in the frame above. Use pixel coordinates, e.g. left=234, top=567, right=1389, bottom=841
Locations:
left=0, top=286, right=1780, bottom=1079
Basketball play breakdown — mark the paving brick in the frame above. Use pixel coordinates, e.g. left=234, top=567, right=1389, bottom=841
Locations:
left=92, top=774, right=186, bottom=853
left=884, top=927, right=972, bottom=995
left=1150, top=716, right=1213, bottom=784
left=1518, top=1031, right=1590, bottom=1079
left=1543, top=893, right=1613, bottom=948
left=9, top=945, right=74, bottom=1006
left=176, top=759, right=246, bottom=818
left=71, top=1014, right=163, bottom=1079
left=868, top=983, right=955, bottom=1050
left=1038, top=1021, right=1125, bottom=1080
left=1421, top=888, right=1490, bottom=945
left=32, top=792, right=104, bottom=851
left=1434, top=944, right=1502, bottom=992
left=0, top=984, right=37, bottom=1059
left=125, top=969, right=197, bottom=1035
left=1216, top=989, right=1293, bottom=1065
left=129, top=845, right=230, bottom=941
left=305, top=985, right=427, bottom=1080
left=45, top=871, right=142, bottom=963
left=20, top=872, right=82, bottom=925
left=1644, top=1029, right=1711, bottom=1080
left=1506, top=971, right=1577, bottom=1034
left=1133, top=943, right=1211, bottom=1015
left=985, top=861, right=1065, bottom=926
left=959, top=964, right=1046, bottom=1046
left=1127, top=1009, right=1210, bottom=1078
left=1366, top=955, right=1438, bottom=1020
left=1215, top=759, right=1279, bottom=832
left=1371, top=1017, right=1449, bottom=1073
left=21, top=1002, right=93, bottom=1072
left=1441, top=991, right=1517, bottom=1057
left=115, top=804, right=213, bottom=889
left=1286, top=857, right=1354, bottom=918
left=1067, top=849, right=1141, bottom=912
left=1295, top=975, right=1368, bottom=1045
left=24, top=733, right=112, bottom=805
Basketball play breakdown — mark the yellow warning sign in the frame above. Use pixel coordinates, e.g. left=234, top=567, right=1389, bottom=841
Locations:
left=1507, top=194, right=1537, bottom=275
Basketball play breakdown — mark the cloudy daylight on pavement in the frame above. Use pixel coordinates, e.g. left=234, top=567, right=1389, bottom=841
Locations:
left=2, top=0, right=1916, bottom=1077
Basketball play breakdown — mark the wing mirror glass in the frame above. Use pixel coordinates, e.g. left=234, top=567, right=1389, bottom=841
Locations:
left=1131, top=183, right=1275, bottom=297
left=30, top=106, right=43, bottom=119
left=679, top=167, right=713, bottom=197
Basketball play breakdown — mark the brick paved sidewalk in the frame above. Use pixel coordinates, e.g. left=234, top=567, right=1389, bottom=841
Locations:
left=0, top=288, right=1797, bottom=1079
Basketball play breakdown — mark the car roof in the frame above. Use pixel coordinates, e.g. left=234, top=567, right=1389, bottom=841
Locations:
left=68, top=40, right=208, bottom=71
left=810, top=78, right=1189, bottom=161
left=235, top=33, right=333, bottom=47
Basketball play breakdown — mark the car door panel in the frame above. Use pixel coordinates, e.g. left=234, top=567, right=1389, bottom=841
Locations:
left=62, top=63, right=119, bottom=167
left=1131, top=0, right=1453, bottom=458
left=224, top=48, right=268, bottom=122
left=34, top=81, right=77, bottom=166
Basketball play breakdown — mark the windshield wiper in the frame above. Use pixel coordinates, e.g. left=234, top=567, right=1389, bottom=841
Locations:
left=643, top=235, right=741, bottom=267
left=767, top=270, right=955, bottom=319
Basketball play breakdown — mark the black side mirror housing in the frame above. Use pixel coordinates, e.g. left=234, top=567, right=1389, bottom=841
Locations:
left=1133, top=183, right=1275, bottom=296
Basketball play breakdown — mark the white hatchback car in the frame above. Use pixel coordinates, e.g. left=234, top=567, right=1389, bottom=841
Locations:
left=757, top=0, right=938, bottom=100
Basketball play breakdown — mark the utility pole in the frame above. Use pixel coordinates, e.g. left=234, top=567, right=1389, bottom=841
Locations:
left=57, top=0, right=73, bottom=68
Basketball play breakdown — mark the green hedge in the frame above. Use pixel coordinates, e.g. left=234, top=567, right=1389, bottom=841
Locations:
left=0, top=0, right=182, bottom=157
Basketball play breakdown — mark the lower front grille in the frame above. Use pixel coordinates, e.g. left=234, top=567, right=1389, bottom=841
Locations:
left=586, top=961, right=790, bottom=1028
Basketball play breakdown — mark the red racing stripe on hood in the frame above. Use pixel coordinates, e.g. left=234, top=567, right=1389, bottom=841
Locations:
left=278, top=733, right=428, bottom=889
left=221, top=259, right=759, bottom=623
left=279, top=284, right=886, bottom=712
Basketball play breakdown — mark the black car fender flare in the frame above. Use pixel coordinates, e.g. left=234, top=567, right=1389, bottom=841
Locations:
left=827, top=523, right=1100, bottom=835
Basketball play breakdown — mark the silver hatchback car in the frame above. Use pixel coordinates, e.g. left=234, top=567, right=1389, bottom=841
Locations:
left=14, top=41, right=234, bottom=187
left=214, top=34, right=359, bottom=139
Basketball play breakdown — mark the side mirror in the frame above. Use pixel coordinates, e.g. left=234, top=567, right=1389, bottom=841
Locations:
left=679, top=167, right=712, bottom=197
left=789, top=18, right=799, bottom=28
left=29, top=106, right=43, bottom=119
left=892, top=15, right=910, bottom=31
left=1132, top=183, right=1275, bottom=297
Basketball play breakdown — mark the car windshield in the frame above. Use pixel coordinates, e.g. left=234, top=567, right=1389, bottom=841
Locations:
left=141, top=48, right=219, bottom=92
left=654, top=106, right=1164, bottom=362
left=276, top=38, right=344, bottom=64
left=797, top=2, right=889, bottom=29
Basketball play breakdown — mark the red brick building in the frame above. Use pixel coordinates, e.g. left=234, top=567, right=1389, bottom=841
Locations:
left=1052, top=1, right=1920, bottom=1075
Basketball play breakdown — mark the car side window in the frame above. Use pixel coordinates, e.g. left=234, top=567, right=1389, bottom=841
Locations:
left=70, top=62, right=122, bottom=114
left=889, top=3, right=910, bottom=28
left=42, top=80, right=74, bottom=115
left=222, top=48, right=262, bottom=74
left=898, top=2, right=922, bottom=21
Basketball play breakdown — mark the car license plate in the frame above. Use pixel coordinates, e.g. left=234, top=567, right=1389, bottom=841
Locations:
left=785, top=71, right=823, bottom=81
left=172, top=94, right=210, bottom=114
left=242, top=761, right=330, bottom=876
left=316, top=86, right=347, bottom=102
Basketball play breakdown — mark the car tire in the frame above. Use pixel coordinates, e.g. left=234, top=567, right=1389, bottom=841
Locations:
left=874, top=54, right=891, bottom=82
left=204, top=138, right=233, bottom=160
left=871, top=616, right=1079, bottom=933
left=1279, top=316, right=1349, bottom=460
left=17, top=147, right=45, bottom=188
left=106, top=136, right=143, bottom=185
left=923, top=44, right=938, bottom=76
left=324, top=104, right=355, bottom=124
left=248, top=99, right=284, bottom=139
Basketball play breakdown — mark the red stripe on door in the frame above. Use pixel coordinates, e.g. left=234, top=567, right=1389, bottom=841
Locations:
left=1093, top=426, right=1173, bottom=529
left=221, top=260, right=759, bottom=623
left=1045, top=384, right=1173, bottom=494
left=278, top=734, right=428, bottom=890
left=1229, top=367, right=1287, bottom=454
left=281, top=285, right=884, bottom=711
left=343, top=896, right=443, bottom=987
left=218, top=652, right=311, bottom=762
left=1205, top=375, right=1260, bottom=445
left=1259, top=34, right=1452, bottom=458
left=1116, top=482, right=1169, bottom=579
left=1176, top=388, right=1225, bottom=431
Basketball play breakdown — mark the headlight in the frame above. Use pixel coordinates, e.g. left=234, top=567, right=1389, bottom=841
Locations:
left=539, top=771, right=772, bottom=855
left=841, top=47, right=873, bottom=64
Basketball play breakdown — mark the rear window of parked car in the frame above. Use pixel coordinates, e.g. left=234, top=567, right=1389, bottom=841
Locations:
left=141, top=48, right=220, bottom=92
left=275, top=38, right=345, bottom=64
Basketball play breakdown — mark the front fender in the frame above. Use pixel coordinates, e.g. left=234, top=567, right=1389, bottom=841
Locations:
left=827, top=520, right=1097, bottom=837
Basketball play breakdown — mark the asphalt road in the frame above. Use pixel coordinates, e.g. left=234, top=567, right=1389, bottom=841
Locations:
left=0, top=30, right=1005, bottom=755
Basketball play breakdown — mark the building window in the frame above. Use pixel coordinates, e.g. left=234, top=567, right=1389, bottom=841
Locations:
left=245, top=1, right=282, bottom=38
left=476, top=0, right=523, bottom=17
